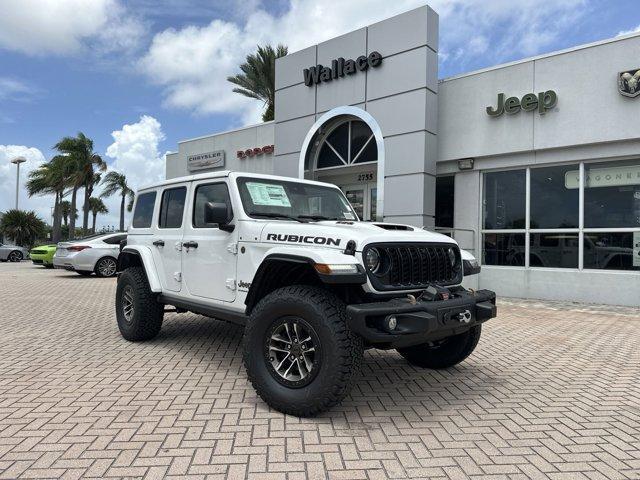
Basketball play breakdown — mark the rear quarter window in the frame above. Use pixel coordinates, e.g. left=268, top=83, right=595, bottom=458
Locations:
left=132, top=191, right=157, bottom=228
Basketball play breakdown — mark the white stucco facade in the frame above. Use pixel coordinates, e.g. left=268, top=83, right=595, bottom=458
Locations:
left=165, top=5, right=640, bottom=306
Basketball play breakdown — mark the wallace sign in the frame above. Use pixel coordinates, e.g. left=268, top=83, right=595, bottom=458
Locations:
left=303, top=51, right=383, bottom=86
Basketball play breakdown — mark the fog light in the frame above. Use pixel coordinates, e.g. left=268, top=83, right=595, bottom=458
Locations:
left=386, top=315, right=397, bottom=331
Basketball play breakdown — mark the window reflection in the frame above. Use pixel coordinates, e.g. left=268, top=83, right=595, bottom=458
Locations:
left=529, top=233, right=578, bottom=268
left=483, top=170, right=526, bottom=229
left=584, top=232, right=640, bottom=271
left=584, top=161, right=640, bottom=228
left=530, top=166, right=578, bottom=229
left=483, top=233, right=526, bottom=266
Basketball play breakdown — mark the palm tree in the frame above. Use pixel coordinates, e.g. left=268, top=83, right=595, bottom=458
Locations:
left=26, top=155, right=74, bottom=243
left=60, top=200, right=78, bottom=227
left=0, top=209, right=46, bottom=248
left=227, top=44, right=288, bottom=121
left=88, top=197, right=108, bottom=233
left=101, top=171, right=134, bottom=232
left=55, top=133, right=106, bottom=239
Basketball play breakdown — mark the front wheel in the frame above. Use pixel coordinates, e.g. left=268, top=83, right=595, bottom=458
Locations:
left=116, top=267, right=164, bottom=341
left=243, top=286, right=363, bottom=417
left=397, top=325, right=482, bottom=369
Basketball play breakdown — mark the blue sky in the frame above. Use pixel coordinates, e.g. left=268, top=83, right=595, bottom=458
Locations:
left=1, top=0, right=639, bottom=228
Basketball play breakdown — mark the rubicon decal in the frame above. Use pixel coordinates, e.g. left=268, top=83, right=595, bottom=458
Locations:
left=266, top=233, right=341, bottom=246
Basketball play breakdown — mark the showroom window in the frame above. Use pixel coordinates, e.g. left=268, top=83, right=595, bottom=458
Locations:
left=482, top=160, right=640, bottom=271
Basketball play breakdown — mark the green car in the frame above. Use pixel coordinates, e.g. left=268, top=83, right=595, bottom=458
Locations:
left=30, top=245, right=57, bottom=268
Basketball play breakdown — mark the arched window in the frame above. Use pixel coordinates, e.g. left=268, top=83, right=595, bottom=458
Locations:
left=316, top=120, right=377, bottom=169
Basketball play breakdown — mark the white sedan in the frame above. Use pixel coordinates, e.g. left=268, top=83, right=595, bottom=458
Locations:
left=53, top=233, right=126, bottom=277
left=0, top=243, right=30, bottom=262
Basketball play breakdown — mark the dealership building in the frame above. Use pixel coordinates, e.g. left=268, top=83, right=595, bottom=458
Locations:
left=165, top=5, right=640, bottom=306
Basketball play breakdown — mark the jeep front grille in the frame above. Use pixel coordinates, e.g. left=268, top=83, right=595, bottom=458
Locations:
left=365, top=244, right=461, bottom=291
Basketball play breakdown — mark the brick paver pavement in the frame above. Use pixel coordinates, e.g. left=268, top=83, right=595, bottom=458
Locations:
left=0, top=261, right=639, bottom=479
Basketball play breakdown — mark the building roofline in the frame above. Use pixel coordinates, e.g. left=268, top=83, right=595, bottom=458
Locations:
left=439, top=30, right=640, bottom=83
left=178, top=120, right=274, bottom=144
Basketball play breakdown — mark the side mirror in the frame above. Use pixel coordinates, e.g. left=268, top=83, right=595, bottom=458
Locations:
left=204, top=202, right=234, bottom=232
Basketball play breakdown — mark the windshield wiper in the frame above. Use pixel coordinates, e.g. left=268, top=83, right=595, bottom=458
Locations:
left=297, top=215, right=340, bottom=221
left=248, top=212, right=307, bottom=223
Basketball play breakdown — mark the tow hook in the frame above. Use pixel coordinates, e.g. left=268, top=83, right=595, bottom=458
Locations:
left=457, top=310, right=472, bottom=324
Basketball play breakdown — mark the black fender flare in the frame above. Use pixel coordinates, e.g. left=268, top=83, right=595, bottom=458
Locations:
left=244, top=253, right=366, bottom=313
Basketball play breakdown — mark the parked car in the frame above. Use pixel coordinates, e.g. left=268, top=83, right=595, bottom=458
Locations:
left=30, top=244, right=57, bottom=268
left=53, top=233, right=127, bottom=277
left=0, top=243, right=30, bottom=262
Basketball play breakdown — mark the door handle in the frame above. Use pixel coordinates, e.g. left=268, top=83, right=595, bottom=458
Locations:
left=153, top=240, right=165, bottom=247
left=182, top=241, right=199, bottom=249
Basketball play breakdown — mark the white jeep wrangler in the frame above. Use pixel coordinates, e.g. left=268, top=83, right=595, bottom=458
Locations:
left=116, top=171, right=496, bottom=416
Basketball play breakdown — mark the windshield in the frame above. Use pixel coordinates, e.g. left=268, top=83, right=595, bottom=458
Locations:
left=237, top=177, right=358, bottom=221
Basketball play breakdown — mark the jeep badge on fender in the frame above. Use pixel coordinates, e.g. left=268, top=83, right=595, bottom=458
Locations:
left=115, top=171, right=497, bottom=417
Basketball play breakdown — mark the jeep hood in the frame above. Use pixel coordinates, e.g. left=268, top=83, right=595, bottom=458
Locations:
left=259, top=221, right=457, bottom=251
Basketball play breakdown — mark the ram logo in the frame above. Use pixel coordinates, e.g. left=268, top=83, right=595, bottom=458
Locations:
left=618, top=68, right=640, bottom=98
left=266, top=233, right=341, bottom=246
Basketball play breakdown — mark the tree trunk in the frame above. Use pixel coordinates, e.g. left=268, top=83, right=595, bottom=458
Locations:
left=69, top=187, right=78, bottom=240
left=82, top=183, right=91, bottom=235
left=52, top=191, right=62, bottom=243
left=92, top=212, right=97, bottom=234
left=120, top=193, right=125, bottom=232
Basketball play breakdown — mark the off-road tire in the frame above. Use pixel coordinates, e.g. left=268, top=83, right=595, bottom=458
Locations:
left=398, top=325, right=482, bottom=369
left=116, top=266, right=163, bottom=341
left=243, top=285, right=363, bottom=417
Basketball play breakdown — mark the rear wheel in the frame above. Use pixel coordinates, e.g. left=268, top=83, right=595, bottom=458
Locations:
left=8, top=251, right=23, bottom=262
left=95, top=257, right=117, bottom=277
left=116, top=267, right=163, bottom=341
left=398, top=325, right=482, bottom=369
left=243, top=286, right=363, bottom=417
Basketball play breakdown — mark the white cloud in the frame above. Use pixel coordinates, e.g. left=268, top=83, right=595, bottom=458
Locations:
left=0, top=78, right=37, bottom=102
left=105, top=115, right=166, bottom=190
left=139, top=0, right=587, bottom=123
left=97, top=115, right=165, bottom=228
left=0, top=145, right=52, bottom=223
left=617, top=25, right=640, bottom=37
left=0, top=0, right=146, bottom=57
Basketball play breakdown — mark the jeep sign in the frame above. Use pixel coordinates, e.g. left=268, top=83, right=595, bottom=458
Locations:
left=487, top=90, right=558, bottom=117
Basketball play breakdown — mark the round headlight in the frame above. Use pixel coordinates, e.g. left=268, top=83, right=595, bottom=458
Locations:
left=365, top=248, right=381, bottom=273
left=447, top=247, right=456, bottom=267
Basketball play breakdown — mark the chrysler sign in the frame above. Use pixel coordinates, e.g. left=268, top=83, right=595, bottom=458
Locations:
left=187, top=150, right=225, bottom=171
left=303, top=52, right=382, bottom=86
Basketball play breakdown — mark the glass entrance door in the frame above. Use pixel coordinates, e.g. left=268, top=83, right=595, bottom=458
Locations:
left=341, top=183, right=377, bottom=221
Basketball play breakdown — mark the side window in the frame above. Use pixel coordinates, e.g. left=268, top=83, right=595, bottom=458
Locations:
left=193, top=183, right=232, bottom=228
left=159, top=187, right=187, bottom=229
left=103, top=234, right=126, bottom=245
left=132, top=191, right=157, bottom=228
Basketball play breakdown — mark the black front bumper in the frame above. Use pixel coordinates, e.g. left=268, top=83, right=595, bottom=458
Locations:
left=346, top=288, right=497, bottom=349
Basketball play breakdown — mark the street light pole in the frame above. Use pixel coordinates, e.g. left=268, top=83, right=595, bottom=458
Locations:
left=11, top=157, right=26, bottom=210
